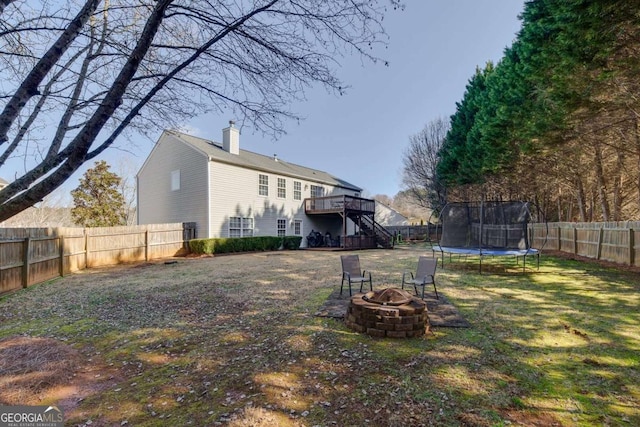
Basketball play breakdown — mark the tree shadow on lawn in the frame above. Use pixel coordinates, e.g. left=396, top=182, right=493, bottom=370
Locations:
left=435, top=257, right=640, bottom=426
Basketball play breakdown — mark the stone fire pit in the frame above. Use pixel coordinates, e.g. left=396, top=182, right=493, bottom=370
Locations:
left=345, top=288, right=429, bottom=338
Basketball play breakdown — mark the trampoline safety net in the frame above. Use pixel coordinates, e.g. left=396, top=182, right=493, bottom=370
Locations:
left=438, top=201, right=536, bottom=251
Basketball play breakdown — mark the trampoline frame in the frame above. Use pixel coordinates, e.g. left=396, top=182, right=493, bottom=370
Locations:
left=431, top=245, right=540, bottom=273
left=428, top=201, right=547, bottom=273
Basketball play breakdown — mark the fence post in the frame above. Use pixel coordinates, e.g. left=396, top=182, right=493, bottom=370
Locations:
left=59, top=236, right=65, bottom=277
left=557, top=224, right=561, bottom=251
left=596, top=227, right=604, bottom=260
left=573, top=227, right=578, bottom=254
left=629, top=229, right=635, bottom=266
left=84, top=229, right=89, bottom=269
left=145, top=229, right=149, bottom=262
left=22, top=237, right=31, bottom=288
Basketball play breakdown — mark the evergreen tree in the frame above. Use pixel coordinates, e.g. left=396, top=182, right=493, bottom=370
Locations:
left=437, top=64, right=493, bottom=186
left=71, top=160, right=126, bottom=227
left=435, top=0, right=640, bottom=219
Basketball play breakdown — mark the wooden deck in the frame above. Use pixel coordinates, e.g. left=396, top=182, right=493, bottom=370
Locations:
left=304, top=195, right=392, bottom=249
left=304, top=195, right=375, bottom=215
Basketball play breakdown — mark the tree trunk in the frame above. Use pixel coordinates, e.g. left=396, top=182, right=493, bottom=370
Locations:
left=557, top=189, right=563, bottom=222
left=576, top=178, right=587, bottom=222
left=593, top=142, right=610, bottom=221
left=635, top=115, right=640, bottom=217
left=612, top=149, right=624, bottom=221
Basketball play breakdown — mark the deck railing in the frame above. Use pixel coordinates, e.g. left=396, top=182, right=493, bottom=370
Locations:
left=304, top=195, right=375, bottom=214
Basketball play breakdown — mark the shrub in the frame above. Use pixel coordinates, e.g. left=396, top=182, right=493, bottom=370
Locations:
left=189, top=238, right=215, bottom=254
left=282, top=236, right=302, bottom=250
left=189, top=236, right=301, bottom=255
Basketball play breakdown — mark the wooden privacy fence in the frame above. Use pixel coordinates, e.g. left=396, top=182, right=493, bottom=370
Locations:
left=385, top=225, right=436, bottom=242
left=0, top=223, right=196, bottom=295
left=530, top=221, right=640, bottom=267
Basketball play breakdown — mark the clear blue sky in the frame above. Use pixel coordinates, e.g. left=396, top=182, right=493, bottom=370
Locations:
left=4, top=1, right=525, bottom=203
left=179, top=1, right=526, bottom=197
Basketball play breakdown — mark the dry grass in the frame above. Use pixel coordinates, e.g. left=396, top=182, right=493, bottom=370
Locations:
left=0, top=336, right=80, bottom=404
left=0, top=246, right=638, bottom=426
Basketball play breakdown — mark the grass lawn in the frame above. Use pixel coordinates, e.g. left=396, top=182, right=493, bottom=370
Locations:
left=0, top=245, right=638, bottom=426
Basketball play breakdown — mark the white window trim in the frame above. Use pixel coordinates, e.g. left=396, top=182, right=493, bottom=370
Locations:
left=310, top=184, right=324, bottom=198
left=229, top=216, right=254, bottom=237
left=293, top=219, right=303, bottom=236
left=258, top=174, right=269, bottom=196
left=293, top=181, right=302, bottom=201
left=277, top=218, right=287, bottom=237
left=277, top=177, right=286, bottom=199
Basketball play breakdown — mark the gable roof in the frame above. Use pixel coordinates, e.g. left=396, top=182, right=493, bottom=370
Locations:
left=166, top=130, right=362, bottom=192
left=375, top=201, right=409, bottom=226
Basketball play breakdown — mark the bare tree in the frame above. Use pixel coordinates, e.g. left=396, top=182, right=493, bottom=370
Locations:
left=0, top=191, right=72, bottom=227
left=401, top=117, right=449, bottom=210
left=114, top=157, right=137, bottom=225
left=0, top=0, right=402, bottom=221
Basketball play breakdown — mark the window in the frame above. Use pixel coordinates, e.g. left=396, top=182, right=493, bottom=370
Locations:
left=242, top=218, right=254, bottom=237
left=277, top=178, right=286, bottom=199
left=171, top=170, right=180, bottom=191
left=277, top=219, right=287, bottom=237
left=258, top=174, right=268, bottom=196
left=293, top=220, right=302, bottom=236
left=293, top=181, right=301, bottom=201
left=310, top=185, right=324, bottom=198
left=293, top=181, right=302, bottom=200
left=229, top=217, right=254, bottom=237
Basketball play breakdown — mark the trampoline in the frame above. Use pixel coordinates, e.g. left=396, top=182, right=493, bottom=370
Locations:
left=429, top=201, right=545, bottom=273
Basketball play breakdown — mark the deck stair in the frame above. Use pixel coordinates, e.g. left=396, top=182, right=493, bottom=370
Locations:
left=347, top=213, right=394, bottom=249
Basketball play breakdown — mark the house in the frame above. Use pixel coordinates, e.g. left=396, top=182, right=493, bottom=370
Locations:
left=137, top=122, right=392, bottom=248
left=375, top=202, right=409, bottom=226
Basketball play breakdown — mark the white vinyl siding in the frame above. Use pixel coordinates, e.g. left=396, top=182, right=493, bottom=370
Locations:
left=209, top=162, right=327, bottom=238
left=137, top=133, right=209, bottom=236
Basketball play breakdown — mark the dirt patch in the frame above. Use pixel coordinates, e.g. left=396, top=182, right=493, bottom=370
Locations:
left=0, top=336, right=120, bottom=416
left=502, top=409, right=564, bottom=426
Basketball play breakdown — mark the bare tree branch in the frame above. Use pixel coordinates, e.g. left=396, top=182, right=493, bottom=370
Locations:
left=0, top=0, right=100, bottom=145
left=0, top=0, right=399, bottom=221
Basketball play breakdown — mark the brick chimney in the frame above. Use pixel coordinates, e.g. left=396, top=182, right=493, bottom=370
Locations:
left=222, top=120, right=239, bottom=155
